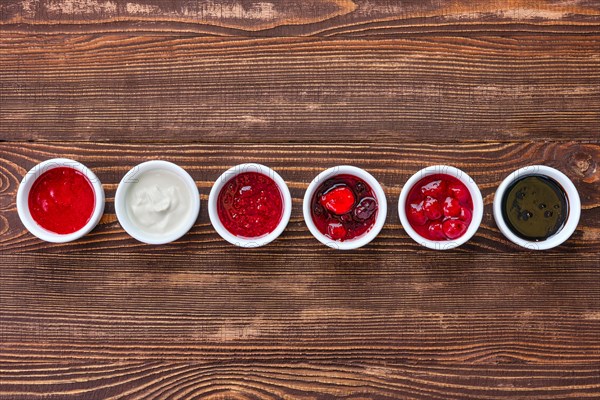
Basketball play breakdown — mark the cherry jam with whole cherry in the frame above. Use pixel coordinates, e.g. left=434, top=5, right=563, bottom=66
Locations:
left=405, top=174, right=473, bottom=241
left=311, top=174, right=378, bottom=241
left=217, top=172, right=283, bottom=238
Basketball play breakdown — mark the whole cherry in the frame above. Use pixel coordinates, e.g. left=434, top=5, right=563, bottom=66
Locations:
left=442, top=219, right=467, bottom=239
left=320, top=185, right=355, bottom=215
left=428, top=222, right=446, bottom=240
left=408, top=201, right=427, bottom=226
left=448, top=182, right=470, bottom=205
left=327, top=221, right=347, bottom=240
left=423, top=196, right=442, bottom=220
left=354, top=197, right=377, bottom=221
left=458, top=206, right=472, bottom=223
left=421, top=179, right=446, bottom=199
left=443, top=196, right=461, bottom=218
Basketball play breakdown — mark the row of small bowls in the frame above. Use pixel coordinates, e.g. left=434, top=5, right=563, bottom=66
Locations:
left=17, top=159, right=580, bottom=250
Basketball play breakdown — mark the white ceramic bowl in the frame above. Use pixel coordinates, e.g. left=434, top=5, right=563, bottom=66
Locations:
left=208, top=163, right=292, bottom=247
left=398, top=165, right=483, bottom=250
left=16, top=158, right=105, bottom=243
left=303, top=165, right=387, bottom=250
left=115, top=160, right=200, bottom=244
left=493, top=165, right=580, bottom=250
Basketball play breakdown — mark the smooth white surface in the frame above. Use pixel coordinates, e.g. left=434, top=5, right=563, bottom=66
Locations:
left=16, top=158, right=105, bottom=243
left=126, top=169, right=192, bottom=235
left=115, top=160, right=200, bottom=244
left=398, top=165, right=483, bottom=250
left=208, top=163, right=292, bottom=248
left=303, top=165, right=388, bottom=250
left=493, top=165, right=581, bottom=250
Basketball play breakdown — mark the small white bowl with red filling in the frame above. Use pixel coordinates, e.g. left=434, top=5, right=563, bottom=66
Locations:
left=208, top=163, right=292, bottom=247
left=16, top=158, right=105, bottom=243
left=399, top=165, right=483, bottom=250
left=303, top=165, right=387, bottom=250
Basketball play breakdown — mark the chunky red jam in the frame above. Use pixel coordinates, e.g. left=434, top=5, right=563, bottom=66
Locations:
left=217, top=172, right=283, bottom=238
left=311, top=174, right=378, bottom=241
left=405, top=174, right=473, bottom=241
left=28, top=167, right=95, bottom=234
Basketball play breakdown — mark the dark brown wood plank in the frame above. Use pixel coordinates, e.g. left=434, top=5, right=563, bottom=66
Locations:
left=1, top=142, right=598, bottom=398
left=0, top=141, right=598, bottom=253
left=2, top=1, right=600, bottom=397
left=1, top=0, right=599, bottom=36
left=1, top=148, right=600, bottom=399
left=1, top=361, right=598, bottom=399
left=0, top=363, right=598, bottom=400
left=2, top=252, right=600, bottom=344
left=1, top=34, right=599, bottom=142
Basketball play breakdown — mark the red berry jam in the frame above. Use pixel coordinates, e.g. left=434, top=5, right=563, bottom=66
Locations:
left=217, top=172, right=283, bottom=238
left=311, top=174, right=378, bottom=241
left=405, top=174, right=473, bottom=241
left=28, top=167, right=96, bottom=234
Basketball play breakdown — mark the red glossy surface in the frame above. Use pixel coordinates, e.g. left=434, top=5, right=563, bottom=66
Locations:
left=406, top=174, right=473, bottom=241
left=321, top=186, right=355, bottom=215
left=311, top=174, right=378, bottom=241
left=217, top=172, right=283, bottom=238
left=28, top=167, right=95, bottom=234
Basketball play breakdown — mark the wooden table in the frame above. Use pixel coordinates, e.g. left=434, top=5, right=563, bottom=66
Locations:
left=1, top=1, right=599, bottom=398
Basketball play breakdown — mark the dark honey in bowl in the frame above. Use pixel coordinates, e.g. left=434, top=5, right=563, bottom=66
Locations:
left=501, top=175, right=568, bottom=241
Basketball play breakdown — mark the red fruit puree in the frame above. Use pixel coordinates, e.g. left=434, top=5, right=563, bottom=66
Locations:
left=28, top=167, right=95, bottom=234
left=217, top=172, right=283, bottom=238
left=311, top=174, right=378, bottom=241
left=406, top=174, right=473, bottom=241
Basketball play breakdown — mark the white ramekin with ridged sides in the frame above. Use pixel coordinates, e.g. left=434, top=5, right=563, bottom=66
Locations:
left=303, top=165, right=387, bottom=250
left=398, top=165, right=483, bottom=250
left=115, top=160, right=200, bottom=245
left=208, top=163, right=292, bottom=248
left=493, top=165, right=580, bottom=250
left=17, top=158, right=105, bottom=243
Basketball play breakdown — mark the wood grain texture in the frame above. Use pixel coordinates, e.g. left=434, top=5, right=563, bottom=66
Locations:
left=0, top=141, right=598, bottom=253
left=1, top=34, right=599, bottom=142
left=1, top=0, right=600, bottom=36
left=1, top=141, right=599, bottom=398
left=1, top=250, right=599, bottom=397
left=2, top=0, right=600, bottom=398
left=1, top=361, right=598, bottom=399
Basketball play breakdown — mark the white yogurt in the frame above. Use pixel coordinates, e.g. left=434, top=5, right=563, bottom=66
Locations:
left=126, top=169, right=192, bottom=236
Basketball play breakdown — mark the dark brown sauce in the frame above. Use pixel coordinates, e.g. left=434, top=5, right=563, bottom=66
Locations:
left=501, top=175, right=568, bottom=241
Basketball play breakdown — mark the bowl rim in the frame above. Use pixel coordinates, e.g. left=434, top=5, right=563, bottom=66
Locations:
left=398, top=165, right=484, bottom=250
left=114, top=160, right=200, bottom=245
left=302, top=165, right=388, bottom=250
left=208, top=163, right=292, bottom=248
left=16, top=158, right=105, bottom=243
left=492, top=165, right=581, bottom=250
